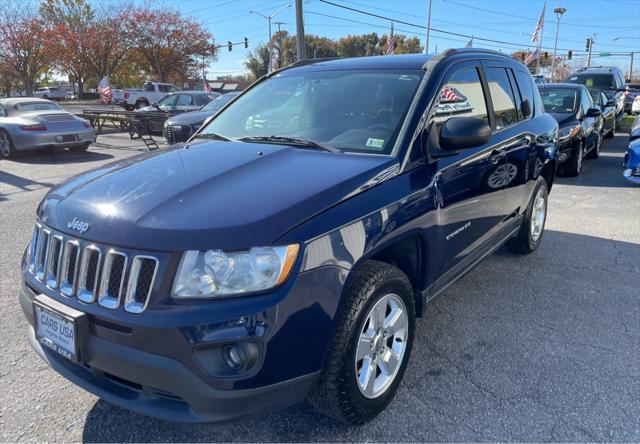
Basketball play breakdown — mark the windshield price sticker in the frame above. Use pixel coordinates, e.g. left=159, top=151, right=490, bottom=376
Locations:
left=366, top=138, right=385, bottom=149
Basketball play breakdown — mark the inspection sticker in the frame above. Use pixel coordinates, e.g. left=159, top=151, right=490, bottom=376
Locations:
left=365, top=138, right=385, bottom=149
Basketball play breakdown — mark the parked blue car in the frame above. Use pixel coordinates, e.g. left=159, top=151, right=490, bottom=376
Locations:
left=19, top=50, right=558, bottom=425
left=624, top=116, right=640, bottom=184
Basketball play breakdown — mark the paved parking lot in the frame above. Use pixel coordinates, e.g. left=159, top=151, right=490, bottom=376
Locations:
left=1, top=132, right=639, bottom=442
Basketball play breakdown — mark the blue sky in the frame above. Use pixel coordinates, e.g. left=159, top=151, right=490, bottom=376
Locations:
left=152, top=0, right=640, bottom=77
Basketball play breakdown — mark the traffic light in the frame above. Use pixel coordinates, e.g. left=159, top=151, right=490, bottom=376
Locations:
left=567, top=50, right=573, bottom=60
left=544, top=51, right=549, bottom=60
left=244, top=37, right=248, bottom=49
left=585, top=38, right=591, bottom=51
left=228, top=41, right=233, bottom=52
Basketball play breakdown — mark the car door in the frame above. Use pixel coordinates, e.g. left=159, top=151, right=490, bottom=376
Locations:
left=427, top=61, right=509, bottom=278
left=174, top=94, right=196, bottom=112
left=580, top=87, right=598, bottom=150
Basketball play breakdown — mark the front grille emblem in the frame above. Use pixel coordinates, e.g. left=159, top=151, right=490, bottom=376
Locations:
left=67, top=217, right=91, bottom=234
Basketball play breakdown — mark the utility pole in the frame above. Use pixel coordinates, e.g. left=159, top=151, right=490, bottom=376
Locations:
left=250, top=4, right=291, bottom=73
left=425, top=0, right=432, bottom=54
left=587, top=36, right=594, bottom=67
left=295, top=0, right=306, bottom=61
left=630, top=52, right=635, bottom=81
left=202, top=54, right=206, bottom=88
left=550, top=7, right=566, bottom=82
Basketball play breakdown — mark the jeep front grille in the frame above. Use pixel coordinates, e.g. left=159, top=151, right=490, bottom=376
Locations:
left=27, top=224, right=158, bottom=313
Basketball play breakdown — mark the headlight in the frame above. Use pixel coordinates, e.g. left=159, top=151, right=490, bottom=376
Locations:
left=558, top=125, right=579, bottom=141
left=172, top=244, right=299, bottom=299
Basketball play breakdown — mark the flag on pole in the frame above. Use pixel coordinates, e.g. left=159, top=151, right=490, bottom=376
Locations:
left=524, top=49, right=539, bottom=65
left=97, top=76, right=112, bottom=104
left=465, top=37, right=473, bottom=48
left=387, top=22, right=396, bottom=55
left=531, top=3, right=546, bottom=43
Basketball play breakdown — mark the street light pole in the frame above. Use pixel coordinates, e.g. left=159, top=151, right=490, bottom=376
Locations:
left=425, top=0, right=432, bottom=54
left=551, top=7, right=566, bottom=82
left=250, top=4, right=292, bottom=73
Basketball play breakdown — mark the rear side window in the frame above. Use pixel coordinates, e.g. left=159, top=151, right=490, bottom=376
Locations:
left=433, top=67, right=488, bottom=124
left=143, top=83, right=154, bottom=92
left=485, top=67, right=519, bottom=130
left=176, top=94, right=193, bottom=106
left=513, top=70, right=536, bottom=118
left=567, top=74, right=615, bottom=89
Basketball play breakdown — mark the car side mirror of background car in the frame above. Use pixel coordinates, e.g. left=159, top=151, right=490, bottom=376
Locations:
left=585, top=107, right=602, bottom=118
left=439, top=117, right=491, bottom=151
left=522, top=98, right=532, bottom=118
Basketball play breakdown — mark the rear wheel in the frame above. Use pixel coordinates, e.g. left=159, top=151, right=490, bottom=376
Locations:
left=0, top=129, right=16, bottom=159
left=605, top=118, right=615, bottom=139
left=564, top=140, right=583, bottom=177
left=310, top=261, right=415, bottom=425
left=135, top=100, right=149, bottom=110
left=68, top=143, right=90, bottom=153
left=586, top=132, right=602, bottom=159
left=506, top=179, right=548, bottom=254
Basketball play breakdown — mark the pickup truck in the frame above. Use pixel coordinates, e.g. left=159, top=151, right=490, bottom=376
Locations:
left=112, top=82, right=180, bottom=110
left=19, top=50, right=558, bottom=425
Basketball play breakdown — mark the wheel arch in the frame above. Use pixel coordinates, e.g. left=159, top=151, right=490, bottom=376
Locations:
left=540, top=159, right=556, bottom=191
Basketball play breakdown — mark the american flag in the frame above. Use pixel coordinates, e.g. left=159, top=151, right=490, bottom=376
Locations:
left=97, top=76, right=112, bottom=104
left=203, top=81, right=211, bottom=93
left=440, top=86, right=466, bottom=102
left=531, top=3, right=546, bottom=43
left=387, top=22, right=396, bottom=55
left=524, top=49, right=539, bottom=65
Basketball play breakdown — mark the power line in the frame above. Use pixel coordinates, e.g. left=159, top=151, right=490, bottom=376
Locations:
left=316, top=0, right=637, bottom=54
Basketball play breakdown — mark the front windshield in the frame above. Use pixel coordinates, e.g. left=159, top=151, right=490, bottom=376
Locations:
left=200, top=70, right=423, bottom=155
left=14, top=102, right=63, bottom=113
left=157, top=94, right=178, bottom=106
left=566, top=74, right=615, bottom=90
left=202, top=94, right=236, bottom=112
left=540, top=89, right=578, bottom=113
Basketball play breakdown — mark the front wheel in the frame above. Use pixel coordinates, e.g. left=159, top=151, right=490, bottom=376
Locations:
left=586, top=132, right=602, bottom=159
left=506, top=179, right=548, bottom=254
left=310, top=261, right=415, bottom=425
left=564, top=140, right=584, bottom=177
left=605, top=118, right=615, bottom=139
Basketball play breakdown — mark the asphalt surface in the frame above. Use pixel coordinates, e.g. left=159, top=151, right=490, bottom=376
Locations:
left=1, top=131, right=639, bottom=442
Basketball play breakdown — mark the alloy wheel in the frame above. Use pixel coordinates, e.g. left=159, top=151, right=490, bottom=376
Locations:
left=530, top=188, right=546, bottom=242
left=0, top=132, right=11, bottom=158
left=577, top=143, right=583, bottom=173
left=355, top=293, right=408, bottom=399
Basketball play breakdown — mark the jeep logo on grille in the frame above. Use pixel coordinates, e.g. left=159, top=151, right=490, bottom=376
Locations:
left=67, top=217, right=90, bottom=233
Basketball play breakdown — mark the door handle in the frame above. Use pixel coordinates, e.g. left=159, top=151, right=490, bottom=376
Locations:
left=489, top=150, right=506, bottom=164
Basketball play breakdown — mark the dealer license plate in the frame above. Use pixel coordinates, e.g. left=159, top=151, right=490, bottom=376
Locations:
left=62, top=134, right=78, bottom=142
left=34, top=304, right=77, bottom=361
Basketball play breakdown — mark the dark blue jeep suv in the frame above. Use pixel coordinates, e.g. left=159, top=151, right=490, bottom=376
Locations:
left=19, top=49, right=558, bottom=425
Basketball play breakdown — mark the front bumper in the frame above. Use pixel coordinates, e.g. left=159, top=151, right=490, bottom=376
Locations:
left=19, top=261, right=346, bottom=422
left=13, top=127, right=95, bottom=152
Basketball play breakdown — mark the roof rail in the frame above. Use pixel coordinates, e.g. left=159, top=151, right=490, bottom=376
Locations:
left=442, top=48, right=506, bottom=57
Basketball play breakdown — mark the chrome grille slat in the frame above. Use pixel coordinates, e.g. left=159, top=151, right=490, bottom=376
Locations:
left=35, top=228, right=50, bottom=281
left=27, top=224, right=158, bottom=313
left=124, top=256, right=158, bottom=314
left=77, top=245, right=101, bottom=303
left=60, top=240, right=80, bottom=296
left=98, top=250, right=127, bottom=309
left=45, top=235, right=63, bottom=288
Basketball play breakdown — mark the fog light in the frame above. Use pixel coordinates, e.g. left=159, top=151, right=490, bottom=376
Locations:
left=223, top=344, right=246, bottom=369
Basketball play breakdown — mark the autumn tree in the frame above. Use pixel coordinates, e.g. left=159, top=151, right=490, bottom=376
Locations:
left=39, top=0, right=94, bottom=96
left=512, top=50, right=555, bottom=74
left=245, top=45, right=271, bottom=80
left=0, top=0, right=57, bottom=95
left=124, top=6, right=216, bottom=83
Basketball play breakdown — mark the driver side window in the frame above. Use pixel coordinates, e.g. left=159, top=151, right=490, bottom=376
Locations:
left=433, top=67, right=488, bottom=124
left=0, top=105, right=5, bottom=117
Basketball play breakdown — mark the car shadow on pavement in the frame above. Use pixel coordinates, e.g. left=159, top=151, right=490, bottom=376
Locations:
left=0, top=170, right=55, bottom=203
left=7, top=149, right=113, bottom=165
left=555, top=133, right=633, bottom=188
left=80, top=230, right=640, bottom=443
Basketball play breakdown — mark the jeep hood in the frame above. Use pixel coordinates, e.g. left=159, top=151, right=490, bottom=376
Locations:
left=38, top=140, right=395, bottom=251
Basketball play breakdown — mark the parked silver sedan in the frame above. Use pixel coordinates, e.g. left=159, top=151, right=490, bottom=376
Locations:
left=0, top=98, right=95, bottom=159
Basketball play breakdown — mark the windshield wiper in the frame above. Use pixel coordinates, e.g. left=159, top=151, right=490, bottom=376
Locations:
left=192, top=132, right=230, bottom=141
left=238, top=135, right=340, bottom=153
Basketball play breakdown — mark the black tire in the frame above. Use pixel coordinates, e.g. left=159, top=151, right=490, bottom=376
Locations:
left=0, top=129, right=16, bottom=159
left=605, top=118, right=615, bottom=139
left=506, top=179, right=548, bottom=254
left=586, top=132, right=602, bottom=159
left=309, top=260, right=415, bottom=425
left=124, top=104, right=135, bottom=111
left=135, top=100, right=149, bottom=110
left=68, top=143, right=90, bottom=153
left=564, top=140, right=584, bottom=177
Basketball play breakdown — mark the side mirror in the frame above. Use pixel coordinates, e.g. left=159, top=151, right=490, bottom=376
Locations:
left=585, top=107, right=602, bottom=118
left=439, top=117, right=491, bottom=151
left=522, top=98, right=532, bottom=118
